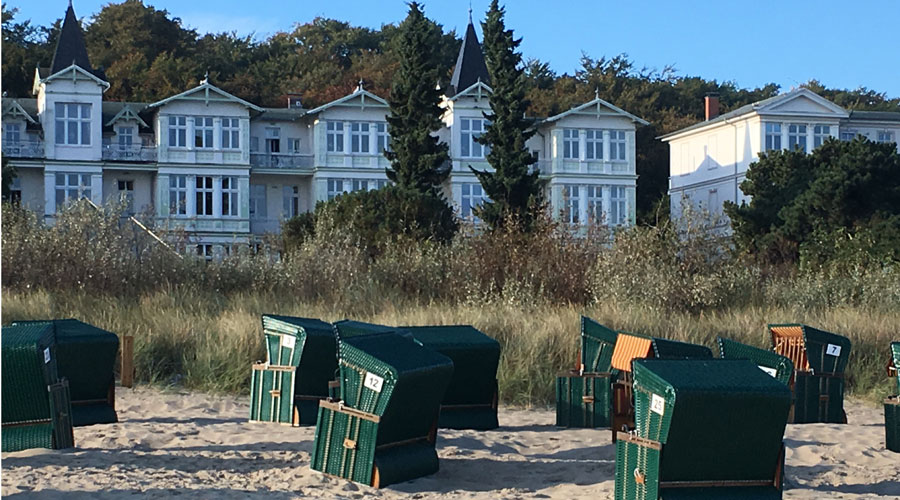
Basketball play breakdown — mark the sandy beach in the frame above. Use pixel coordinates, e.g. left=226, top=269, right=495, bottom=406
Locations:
left=2, top=386, right=898, bottom=499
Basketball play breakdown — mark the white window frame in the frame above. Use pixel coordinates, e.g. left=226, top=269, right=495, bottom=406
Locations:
left=327, top=179, right=347, bottom=200
left=563, top=185, right=580, bottom=224
left=55, top=173, right=92, bottom=207
left=351, top=179, right=369, bottom=192
left=877, top=130, right=896, bottom=143
left=609, top=130, right=626, bottom=161
left=117, top=126, right=134, bottom=147
left=376, top=123, right=390, bottom=153
left=195, top=176, right=214, bottom=216
left=5, top=123, right=21, bottom=143
left=117, top=179, right=135, bottom=214
left=813, top=124, right=831, bottom=148
left=585, top=130, right=603, bottom=160
left=221, top=176, right=239, bottom=217
left=289, top=138, right=301, bottom=153
left=196, top=244, right=213, bottom=261
left=788, top=123, right=807, bottom=152
left=563, top=129, right=579, bottom=159
left=610, top=185, right=627, bottom=225
left=460, top=118, right=488, bottom=158
left=222, top=118, right=240, bottom=149
left=169, top=175, right=188, bottom=216
left=327, top=122, right=344, bottom=153
left=194, top=117, right=214, bottom=149
left=283, top=185, right=301, bottom=218
left=169, top=116, right=187, bottom=148
left=765, top=122, right=782, bottom=151
left=249, top=183, right=267, bottom=219
left=55, top=103, right=91, bottom=145
left=587, top=185, right=603, bottom=223
left=461, top=183, right=486, bottom=220
left=351, top=122, right=370, bottom=154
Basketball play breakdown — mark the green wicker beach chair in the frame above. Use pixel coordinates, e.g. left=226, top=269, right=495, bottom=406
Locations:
left=13, top=319, right=119, bottom=426
left=2, top=324, right=75, bottom=452
left=888, top=342, right=900, bottom=395
left=580, top=316, right=619, bottom=373
left=769, top=323, right=851, bottom=424
left=556, top=371, right=613, bottom=428
left=615, top=359, right=791, bottom=499
left=885, top=342, right=900, bottom=453
left=717, top=337, right=794, bottom=386
left=402, top=325, right=500, bottom=430
left=311, top=332, right=453, bottom=487
left=332, top=319, right=412, bottom=342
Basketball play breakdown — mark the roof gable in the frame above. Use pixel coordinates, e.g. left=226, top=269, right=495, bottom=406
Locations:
left=36, top=64, right=110, bottom=93
left=306, top=87, right=388, bottom=114
left=758, top=88, right=848, bottom=118
left=448, top=18, right=490, bottom=97
left=2, top=100, right=38, bottom=124
left=447, top=80, right=492, bottom=102
left=105, top=104, right=149, bottom=128
left=147, top=81, right=263, bottom=111
left=544, top=95, right=649, bottom=126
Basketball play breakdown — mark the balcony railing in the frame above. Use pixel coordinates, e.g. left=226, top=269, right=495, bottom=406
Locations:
left=102, top=145, right=158, bottom=162
left=2, top=140, right=44, bottom=158
left=250, top=153, right=314, bottom=169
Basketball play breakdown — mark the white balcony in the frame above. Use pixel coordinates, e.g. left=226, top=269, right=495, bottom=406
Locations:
left=250, top=153, right=314, bottom=169
left=2, top=140, right=44, bottom=158
left=102, top=145, right=158, bottom=162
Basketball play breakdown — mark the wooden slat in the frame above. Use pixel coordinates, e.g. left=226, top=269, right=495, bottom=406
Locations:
left=120, top=335, right=134, bottom=388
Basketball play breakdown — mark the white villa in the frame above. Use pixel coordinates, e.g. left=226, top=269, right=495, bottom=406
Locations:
left=662, top=89, right=900, bottom=223
left=2, top=4, right=648, bottom=256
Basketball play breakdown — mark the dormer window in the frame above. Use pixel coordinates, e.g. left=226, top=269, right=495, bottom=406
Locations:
left=55, top=103, right=91, bottom=145
left=117, top=126, right=134, bottom=147
left=194, top=117, right=214, bottom=149
left=4, top=123, right=21, bottom=143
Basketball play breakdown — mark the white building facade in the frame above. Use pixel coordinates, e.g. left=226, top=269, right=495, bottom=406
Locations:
left=2, top=5, right=647, bottom=254
left=663, top=89, right=900, bottom=223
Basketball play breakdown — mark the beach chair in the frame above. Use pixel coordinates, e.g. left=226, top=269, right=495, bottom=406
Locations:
left=716, top=337, right=794, bottom=386
left=311, top=332, right=453, bottom=487
left=12, top=319, right=119, bottom=426
left=615, top=359, right=791, bottom=500
left=556, top=317, right=619, bottom=428
left=402, top=325, right=501, bottom=430
left=768, top=324, right=851, bottom=424
left=1, top=324, right=75, bottom=452
left=610, top=333, right=713, bottom=441
left=885, top=342, right=900, bottom=453
left=249, top=315, right=336, bottom=426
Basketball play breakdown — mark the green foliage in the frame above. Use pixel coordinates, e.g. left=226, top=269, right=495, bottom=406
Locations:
left=472, top=0, right=544, bottom=230
left=1, top=156, right=17, bottom=201
left=383, top=2, right=450, bottom=194
left=1, top=5, right=54, bottom=97
left=725, top=137, right=900, bottom=266
left=282, top=184, right=458, bottom=257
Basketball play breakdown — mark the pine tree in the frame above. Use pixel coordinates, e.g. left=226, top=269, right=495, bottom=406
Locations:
left=384, top=2, right=450, bottom=195
left=472, top=0, right=543, bottom=230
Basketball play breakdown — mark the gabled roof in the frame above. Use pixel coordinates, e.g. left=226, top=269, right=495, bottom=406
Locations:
left=257, top=107, right=308, bottom=122
left=50, top=3, right=93, bottom=75
left=447, top=15, right=490, bottom=97
left=34, top=63, right=110, bottom=95
left=104, top=103, right=150, bottom=128
left=660, top=88, right=849, bottom=141
left=306, top=86, right=388, bottom=115
left=2, top=99, right=38, bottom=124
left=447, top=80, right=492, bottom=102
left=543, top=95, right=649, bottom=126
left=847, top=110, right=900, bottom=123
left=146, top=81, right=264, bottom=111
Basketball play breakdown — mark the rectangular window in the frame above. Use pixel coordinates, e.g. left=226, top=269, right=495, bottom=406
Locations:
left=376, top=123, right=390, bottom=153
left=222, top=118, right=240, bottom=149
left=196, top=244, right=213, bottom=261
left=10, top=176, right=21, bottom=205
left=169, top=116, right=187, bottom=148
left=877, top=130, right=896, bottom=143
left=375, top=179, right=388, bottom=189
left=194, top=117, right=214, bottom=148
left=563, top=185, right=580, bottom=224
left=327, top=179, right=346, bottom=200
left=585, top=130, right=602, bottom=160
left=5, top=123, right=21, bottom=143
left=327, top=122, right=344, bottom=152
left=195, top=176, right=214, bottom=216
left=169, top=175, right=188, bottom=216
left=117, top=180, right=134, bottom=214
left=460, top=118, right=489, bottom=158
left=117, top=126, right=134, bottom=147
left=788, top=124, right=807, bottom=152
left=54, top=173, right=92, bottom=207
left=249, top=184, right=267, bottom=219
left=587, top=185, right=602, bottom=223
left=610, top=186, right=627, bottom=225
left=707, top=189, right=719, bottom=214
left=289, top=138, right=301, bottom=153
left=55, top=103, right=91, bottom=145
left=351, top=122, right=370, bottom=153
left=765, top=122, right=782, bottom=151
left=351, top=179, right=369, bottom=192
left=609, top=130, right=626, bottom=160
left=283, top=185, right=301, bottom=218
left=840, top=130, right=856, bottom=142
left=563, top=129, right=579, bottom=159
left=461, top=183, right=486, bottom=219
left=221, top=176, right=238, bottom=217
left=813, top=124, right=831, bottom=148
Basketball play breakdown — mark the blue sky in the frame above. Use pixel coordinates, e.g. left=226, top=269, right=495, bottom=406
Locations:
left=12, top=1, right=900, bottom=97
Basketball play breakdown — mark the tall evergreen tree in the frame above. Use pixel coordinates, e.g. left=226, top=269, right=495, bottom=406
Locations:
left=383, top=2, right=450, bottom=195
left=472, top=0, right=543, bottom=229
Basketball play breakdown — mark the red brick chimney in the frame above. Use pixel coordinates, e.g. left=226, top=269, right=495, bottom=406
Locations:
left=705, top=94, right=720, bottom=121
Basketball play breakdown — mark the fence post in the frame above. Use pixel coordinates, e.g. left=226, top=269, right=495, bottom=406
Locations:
left=121, top=335, right=134, bottom=388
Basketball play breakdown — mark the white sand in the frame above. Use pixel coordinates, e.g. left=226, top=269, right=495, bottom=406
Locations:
left=2, top=387, right=898, bottom=499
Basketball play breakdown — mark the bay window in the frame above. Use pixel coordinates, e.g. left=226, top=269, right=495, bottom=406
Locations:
left=169, top=175, right=188, bottom=216
left=610, top=186, right=627, bottom=225
left=461, top=183, right=487, bottom=219
left=461, top=118, right=489, bottom=158
left=196, top=176, right=214, bottom=216
left=587, top=185, right=602, bottom=223
left=563, top=185, right=580, bottom=224
left=222, top=176, right=238, bottom=217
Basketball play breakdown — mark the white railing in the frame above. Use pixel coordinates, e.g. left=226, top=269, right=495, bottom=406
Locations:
left=2, top=140, right=44, bottom=158
left=250, top=153, right=314, bottom=169
left=102, top=145, right=158, bottom=162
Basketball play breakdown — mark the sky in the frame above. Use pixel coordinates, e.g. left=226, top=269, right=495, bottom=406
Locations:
left=10, top=0, right=900, bottom=98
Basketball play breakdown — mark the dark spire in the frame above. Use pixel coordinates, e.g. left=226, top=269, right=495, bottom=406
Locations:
left=50, top=2, right=93, bottom=74
left=448, top=14, right=490, bottom=96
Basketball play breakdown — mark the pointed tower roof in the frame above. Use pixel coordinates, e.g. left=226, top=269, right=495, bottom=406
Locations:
left=448, top=14, right=490, bottom=97
left=50, top=2, right=93, bottom=74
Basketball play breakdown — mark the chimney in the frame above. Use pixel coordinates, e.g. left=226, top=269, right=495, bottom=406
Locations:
left=287, top=93, right=302, bottom=109
left=705, top=93, right=720, bottom=121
